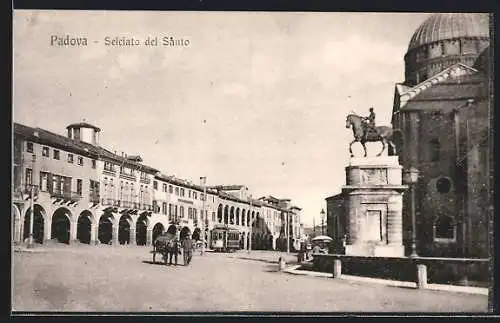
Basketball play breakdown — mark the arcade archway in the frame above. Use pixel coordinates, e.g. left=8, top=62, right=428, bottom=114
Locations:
left=230, top=206, right=235, bottom=225
left=217, top=204, right=223, bottom=223
left=136, top=213, right=148, bottom=246
left=180, top=226, right=191, bottom=240
left=51, top=207, right=72, bottom=244
left=166, top=224, right=177, bottom=235
left=192, top=227, right=201, bottom=241
left=119, top=214, right=132, bottom=245
left=12, top=204, right=21, bottom=243
left=77, top=210, right=93, bottom=244
left=152, top=222, right=165, bottom=242
left=98, top=213, right=114, bottom=245
left=23, top=204, right=45, bottom=244
left=224, top=206, right=229, bottom=224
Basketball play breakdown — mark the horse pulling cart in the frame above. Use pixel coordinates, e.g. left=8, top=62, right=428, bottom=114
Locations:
left=151, top=232, right=177, bottom=264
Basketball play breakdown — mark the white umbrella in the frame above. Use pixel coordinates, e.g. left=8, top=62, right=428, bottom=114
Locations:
left=311, top=235, right=333, bottom=241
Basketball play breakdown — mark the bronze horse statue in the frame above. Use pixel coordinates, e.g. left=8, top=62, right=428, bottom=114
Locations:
left=345, top=114, right=395, bottom=157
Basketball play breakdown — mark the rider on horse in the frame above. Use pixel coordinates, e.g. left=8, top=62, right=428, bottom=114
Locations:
left=362, top=107, right=376, bottom=139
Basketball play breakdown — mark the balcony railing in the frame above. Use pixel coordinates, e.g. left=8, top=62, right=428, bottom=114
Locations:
left=101, top=198, right=115, bottom=206
left=51, top=190, right=82, bottom=202
left=23, top=185, right=39, bottom=196
left=120, top=201, right=134, bottom=209
left=103, top=168, right=116, bottom=175
left=140, top=177, right=151, bottom=184
left=107, top=200, right=153, bottom=211
left=119, top=172, right=136, bottom=181
left=89, top=193, right=100, bottom=204
left=13, top=189, right=23, bottom=200
left=141, top=204, right=153, bottom=211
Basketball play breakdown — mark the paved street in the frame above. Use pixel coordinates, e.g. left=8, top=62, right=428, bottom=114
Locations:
left=12, top=244, right=487, bottom=312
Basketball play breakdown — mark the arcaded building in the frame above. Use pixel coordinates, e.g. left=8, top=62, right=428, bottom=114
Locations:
left=12, top=122, right=302, bottom=251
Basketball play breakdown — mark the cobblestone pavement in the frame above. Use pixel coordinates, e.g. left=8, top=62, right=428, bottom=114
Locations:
left=12, top=244, right=487, bottom=313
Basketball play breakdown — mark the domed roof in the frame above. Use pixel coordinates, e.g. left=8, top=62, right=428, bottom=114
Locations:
left=473, top=46, right=490, bottom=72
left=408, top=13, right=490, bottom=51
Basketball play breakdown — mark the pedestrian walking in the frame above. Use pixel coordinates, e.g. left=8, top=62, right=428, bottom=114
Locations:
left=167, top=237, right=180, bottom=265
left=182, top=236, right=195, bottom=266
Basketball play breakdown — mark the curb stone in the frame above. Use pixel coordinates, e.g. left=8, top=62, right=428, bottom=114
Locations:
left=283, top=266, right=488, bottom=296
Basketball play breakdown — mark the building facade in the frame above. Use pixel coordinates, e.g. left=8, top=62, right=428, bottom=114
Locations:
left=12, top=122, right=302, bottom=251
left=392, top=13, right=491, bottom=258
left=327, top=13, right=492, bottom=259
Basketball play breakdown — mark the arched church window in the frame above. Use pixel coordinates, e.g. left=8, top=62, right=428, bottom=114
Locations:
left=433, top=215, right=456, bottom=242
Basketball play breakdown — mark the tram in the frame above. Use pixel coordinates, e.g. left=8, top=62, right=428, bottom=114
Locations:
left=210, top=224, right=240, bottom=252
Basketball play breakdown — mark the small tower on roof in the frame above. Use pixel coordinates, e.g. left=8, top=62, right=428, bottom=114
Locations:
left=66, top=119, right=101, bottom=145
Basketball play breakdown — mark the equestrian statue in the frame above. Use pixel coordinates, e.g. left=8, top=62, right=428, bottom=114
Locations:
left=345, top=107, right=396, bottom=158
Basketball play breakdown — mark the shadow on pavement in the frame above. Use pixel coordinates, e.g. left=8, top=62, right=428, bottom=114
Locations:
left=142, top=260, right=167, bottom=266
left=142, top=260, right=185, bottom=267
left=263, top=264, right=281, bottom=273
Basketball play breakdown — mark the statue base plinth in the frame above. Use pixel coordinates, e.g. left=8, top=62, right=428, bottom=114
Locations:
left=349, top=156, right=399, bottom=167
left=345, top=244, right=404, bottom=258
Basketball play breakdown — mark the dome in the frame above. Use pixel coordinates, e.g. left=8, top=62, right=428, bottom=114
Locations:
left=408, top=13, right=490, bottom=51
left=403, top=13, right=490, bottom=85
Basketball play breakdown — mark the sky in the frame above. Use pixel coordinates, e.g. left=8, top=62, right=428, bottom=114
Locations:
left=13, top=10, right=432, bottom=227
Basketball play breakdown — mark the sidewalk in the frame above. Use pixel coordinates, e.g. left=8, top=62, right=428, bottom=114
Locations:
left=230, top=250, right=299, bottom=264
left=13, top=246, right=48, bottom=253
left=283, top=265, right=488, bottom=296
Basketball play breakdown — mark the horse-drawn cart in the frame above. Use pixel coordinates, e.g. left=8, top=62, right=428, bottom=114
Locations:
left=151, top=232, right=176, bottom=264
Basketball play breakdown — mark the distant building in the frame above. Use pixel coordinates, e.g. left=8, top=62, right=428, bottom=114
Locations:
left=325, top=193, right=345, bottom=252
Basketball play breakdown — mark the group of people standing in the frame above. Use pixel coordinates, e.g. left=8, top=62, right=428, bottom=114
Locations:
left=165, top=235, right=196, bottom=266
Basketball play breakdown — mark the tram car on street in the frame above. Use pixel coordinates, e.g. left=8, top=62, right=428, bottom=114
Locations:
left=210, top=225, right=240, bottom=252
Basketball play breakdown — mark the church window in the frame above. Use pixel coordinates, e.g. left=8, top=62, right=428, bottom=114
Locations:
left=433, top=215, right=456, bottom=242
left=430, top=138, right=440, bottom=161
left=436, top=176, right=452, bottom=194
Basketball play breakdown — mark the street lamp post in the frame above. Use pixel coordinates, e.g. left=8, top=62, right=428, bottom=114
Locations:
left=200, top=176, right=207, bottom=256
left=286, top=211, right=290, bottom=254
left=27, top=154, right=36, bottom=249
left=320, top=209, right=325, bottom=236
left=403, top=167, right=419, bottom=258
left=248, top=195, right=253, bottom=254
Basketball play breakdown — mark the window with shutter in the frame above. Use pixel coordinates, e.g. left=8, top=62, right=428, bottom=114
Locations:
left=64, top=177, right=72, bottom=195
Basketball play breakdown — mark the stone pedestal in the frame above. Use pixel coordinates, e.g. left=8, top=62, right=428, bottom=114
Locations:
left=342, top=156, right=407, bottom=257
